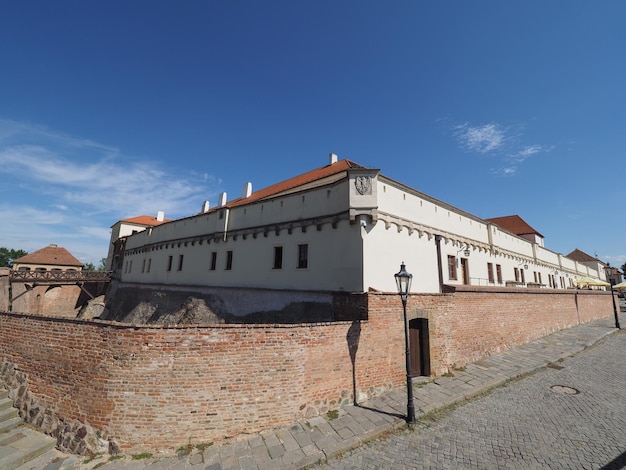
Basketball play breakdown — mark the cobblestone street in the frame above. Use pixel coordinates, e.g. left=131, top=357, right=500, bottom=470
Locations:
left=316, top=330, right=626, bottom=470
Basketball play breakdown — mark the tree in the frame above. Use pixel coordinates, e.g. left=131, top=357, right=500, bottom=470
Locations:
left=621, top=263, right=626, bottom=280
left=83, top=259, right=107, bottom=272
left=0, top=247, right=28, bottom=268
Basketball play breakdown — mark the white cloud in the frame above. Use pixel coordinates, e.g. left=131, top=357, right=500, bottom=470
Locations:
left=0, top=121, right=216, bottom=218
left=450, top=120, right=552, bottom=177
left=0, top=119, right=220, bottom=264
left=454, top=122, right=506, bottom=154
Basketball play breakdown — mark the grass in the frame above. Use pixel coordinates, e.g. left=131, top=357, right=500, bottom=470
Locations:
left=131, top=452, right=153, bottom=460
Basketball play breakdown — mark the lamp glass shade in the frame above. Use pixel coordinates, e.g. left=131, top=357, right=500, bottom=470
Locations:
left=394, top=262, right=413, bottom=296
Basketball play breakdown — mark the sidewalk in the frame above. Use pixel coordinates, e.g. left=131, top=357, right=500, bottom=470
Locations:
left=15, top=310, right=625, bottom=470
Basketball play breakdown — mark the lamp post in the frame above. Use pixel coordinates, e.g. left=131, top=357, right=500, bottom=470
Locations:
left=604, top=263, right=621, bottom=329
left=394, top=262, right=416, bottom=424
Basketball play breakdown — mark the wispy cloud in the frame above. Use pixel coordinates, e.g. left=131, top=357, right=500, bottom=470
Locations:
left=0, top=119, right=219, bottom=263
left=454, top=122, right=507, bottom=154
left=450, top=120, right=551, bottom=177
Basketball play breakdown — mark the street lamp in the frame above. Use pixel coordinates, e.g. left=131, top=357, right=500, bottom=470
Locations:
left=394, top=262, right=416, bottom=424
left=604, top=263, right=621, bottom=329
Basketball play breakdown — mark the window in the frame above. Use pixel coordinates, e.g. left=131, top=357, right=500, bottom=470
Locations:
left=178, top=255, right=184, bottom=271
left=225, top=250, right=233, bottom=270
left=538, top=272, right=542, bottom=284
left=273, top=246, right=283, bottom=269
left=514, top=267, right=520, bottom=282
left=142, top=259, right=146, bottom=273
left=147, top=258, right=151, bottom=273
left=520, top=269, right=525, bottom=283
left=167, top=255, right=173, bottom=272
left=496, top=264, right=502, bottom=284
left=487, top=263, right=494, bottom=283
left=533, top=271, right=538, bottom=283
left=298, top=244, right=308, bottom=269
left=210, top=252, right=217, bottom=271
left=448, top=255, right=457, bottom=280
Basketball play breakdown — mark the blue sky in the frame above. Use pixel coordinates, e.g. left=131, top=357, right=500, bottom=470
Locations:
left=1, top=1, right=625, bottom=268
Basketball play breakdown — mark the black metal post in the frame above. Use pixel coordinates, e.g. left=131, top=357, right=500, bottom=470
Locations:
left=401, top=294, right=416, bottom=424
left=609, top=283, right=621, bottom=329
left=605, top=264, right=621, bottom=330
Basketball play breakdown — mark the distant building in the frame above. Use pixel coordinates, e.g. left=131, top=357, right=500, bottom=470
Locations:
left=12, top=244, right=83, bottom=272
left=108, top=155, right=605, bottom=317
left=485, top=215, right=545, bottom=247
left=565, top=248, right=617, bottom=283
left=105, top=213, right=171, bottom=270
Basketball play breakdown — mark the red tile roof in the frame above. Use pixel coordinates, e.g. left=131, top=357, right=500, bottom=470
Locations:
left=119, top=215, right=172, bottom=226
left=224, top=159, right=364, bottom=208
left=485, top=215, right=543, bottom=238
left=566, top=248, right=600, bottom=263
left=12, top=244, right=83, bottom=267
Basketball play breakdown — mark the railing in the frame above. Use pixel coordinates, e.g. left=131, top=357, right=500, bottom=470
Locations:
left=9, top=270, right=112, bottom=283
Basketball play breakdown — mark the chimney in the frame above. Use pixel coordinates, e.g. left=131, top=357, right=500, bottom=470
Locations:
left=218, top=192, right=227, bottom=207
left=156, top=211, right=165, bottom=222
left=242, top=182, right=252, bottom=198
left=329, top=153, right=338, bottom=165
left=201, top=201, right=210, bottom=213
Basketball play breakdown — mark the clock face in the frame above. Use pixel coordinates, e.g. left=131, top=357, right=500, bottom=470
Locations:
left=355, top=176, right=371, bottom=195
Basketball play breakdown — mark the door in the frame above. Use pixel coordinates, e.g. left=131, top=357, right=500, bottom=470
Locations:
left=409, top=318, right=430, bottom=377
left=460, top=258, right=470, bottom=285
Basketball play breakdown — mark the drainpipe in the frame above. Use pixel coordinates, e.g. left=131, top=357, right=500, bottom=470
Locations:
left=435, top=235, right=444, bottom=293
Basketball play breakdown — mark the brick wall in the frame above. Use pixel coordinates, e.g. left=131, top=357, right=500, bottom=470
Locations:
left=0, top=296, right=405, bottom=453
left=0, top=287, right=614, bottom=454
left=422, top=286, right=612, bottom=374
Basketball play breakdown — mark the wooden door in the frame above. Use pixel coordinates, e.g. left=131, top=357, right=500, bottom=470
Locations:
left=409, top=318, right=430, bottom=377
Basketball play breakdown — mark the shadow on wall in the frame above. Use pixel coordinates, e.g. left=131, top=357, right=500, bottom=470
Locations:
left=347, top=320, right=361, bottom=405
left=101, top=286, right=337, bottom=324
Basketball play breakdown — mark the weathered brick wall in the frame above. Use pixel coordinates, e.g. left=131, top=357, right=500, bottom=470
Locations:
left=0, top=287, right=614, bottom=454
left=0, top=298, right=405, bottom=454
left=420, top=286, right=612, bottom=375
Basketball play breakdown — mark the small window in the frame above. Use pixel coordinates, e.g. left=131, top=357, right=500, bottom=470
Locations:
left=178, top=255, right=184, bottom=271
left=496, top=264, right=502, bottom=284
left=448, top=255, right=457, bottom=280
left=538, top=272, right=543, bottom=284
left=273, top=246, right=283, bottom=269
left=147, top=258, right=151, bottom=273
left=167, top=255, right=173, bottom=272
left=210, top=252, right=217, bottom=271
left=18, top=267, right=30, bottom=271
left=514, top=267, right=519, bottom=282
left=487, top=263, right=494, bottom=283
left=226, top=250, right=233, bottom=270
left=520, top=269, right=525, bottom=283
left=298, top=244, right=308, bottom=269
left=142, top=259, right=146, bottom=273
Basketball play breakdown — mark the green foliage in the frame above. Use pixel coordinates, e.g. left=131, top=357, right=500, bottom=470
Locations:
left=84, top=258, right=107, bottom=272
left=0, top=247, right=28, bottom=268
left=83, top=262, right=96, bottom=271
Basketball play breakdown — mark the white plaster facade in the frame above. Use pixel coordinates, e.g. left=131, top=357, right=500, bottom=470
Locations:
left=113, top=157, right=602, bottom=294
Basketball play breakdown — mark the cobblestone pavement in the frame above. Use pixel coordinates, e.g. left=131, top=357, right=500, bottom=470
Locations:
left=315, top=329, right=626, bottom=470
